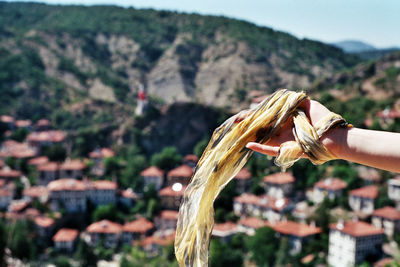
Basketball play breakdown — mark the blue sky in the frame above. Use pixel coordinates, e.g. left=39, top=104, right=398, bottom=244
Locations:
left=5, top=0, right=400, bottom=48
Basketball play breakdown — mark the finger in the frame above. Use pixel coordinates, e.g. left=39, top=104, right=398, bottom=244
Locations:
left=246, top=142, right=279, bottom=157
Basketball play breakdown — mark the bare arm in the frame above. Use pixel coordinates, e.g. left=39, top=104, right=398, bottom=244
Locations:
left=245, top=99, right=400, bottom=173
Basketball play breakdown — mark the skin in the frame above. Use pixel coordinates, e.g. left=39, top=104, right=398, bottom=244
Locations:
left=242, top=99, right=400, bottom=173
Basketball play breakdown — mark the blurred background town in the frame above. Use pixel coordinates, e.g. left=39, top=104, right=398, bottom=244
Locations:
left=0, top=1, right=400, bottom=266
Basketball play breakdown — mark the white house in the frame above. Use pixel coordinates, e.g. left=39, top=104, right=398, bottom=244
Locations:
left=53, top=228, right=79, bottom=252
left=122, top=217, right=154, bottom=244
left=212, top=222, right=238, bottom=243
left=88, top=180, right=117, bottom=206
left=388, top=176, right=400, bottom=204
left=59, top=159, right=86, bottom=179
left=372, top=206, right=400, bottom=238
left=159, top=184, right=186, bottom=210
left=86, top=219, right=122, bottom=248
left=328, top=220, right=384, bottom=267
left=263, top=172, right=295, bottom=198
left=349, top=185, right=378, bottom=215
left=34, top=216, right=55, bottom=239
left=313, top=178, right=347, bottom=203
left=48, top=178, right=87, bottom=212
left=167, top=165, right=193, bottom=186
left=0, top=189, right=12, bottom=210
left=234, top=167, right=252, bottom=194
left=37, top=162, right=59, bottom=185
left=155, top=210, right=179, bottom=230
left=237, top=217, right=269, bottom=236
left=141, top=166, right=164, bottom=191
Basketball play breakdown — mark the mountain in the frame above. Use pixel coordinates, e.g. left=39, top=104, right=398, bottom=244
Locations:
left=332, top=40, right=376, bottom=53
left=0, top=2, right=363, bottom=153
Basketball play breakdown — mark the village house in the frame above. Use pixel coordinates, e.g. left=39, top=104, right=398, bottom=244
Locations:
left=237, top=217, right=269, bottom=236
left=27, top=156, right=49, bottom=167
left=15, top=119, right=32, bottom=130
left=212, top=222, right=238, bottom=243
left=312, top=178, right=347, bottom=203
left=328, top=220, right=384, bottom=267
left=37, top=162, right=59, bottom=185
left=0, top=167, right=22, bottom=183
left=8, top=199, right=30, bottom=213
left=141, top=231, right=175, bottom=256
left=357, top=166, right=381, bottom=185
left=141, top=166, right=164, bottom=191
left=234, top=167, right=252, bottom=194
left=159, top=184, right=186, bottom=210
left=0, top=140, right=37, bottom=160
left=371, top=206, right=400, bottom=238
left=263, top=172, right=295, bottom=198
left=89, top=147, right=115, bottom=176
left=233, top=193, right=290, bottom=223
left=183, top=154, right=198, bottom=168
left=1, top=115, right=15, bottom=129
left=35, top=119, right=51, bottom=131
left=388, top=176, right=400, bottom=205
left=155, top=210, right=179, bottom=230
left=167, top=165, right=193, bottom=186
left=34, top=216, right=55, bottom=239
left=88, top=180, right=117, bottom=206
left=26, top=130, right=66, bottom=150
left=349, top=185, right=379, bottom=215
left=53, top=228, right=79, bottom=252
left=0, top=188, right=12, bottom=210
left=86, top=219, right=122, bottom=248
left=118, top=188, right=139, bottom=208
left=59, top=159, right=86, bottom=179
left=48, top=178, right=87, bottom=212
left=272, top=220, right=322, bottom=254
left=23, top=186, right=49, bottom=203
left=122, top=217, right=155, bottom=244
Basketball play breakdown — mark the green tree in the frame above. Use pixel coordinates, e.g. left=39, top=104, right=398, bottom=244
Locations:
left=104, top=156, right=122, bottom=177
left=92, top=204, right=123, bottom=223
left=332, top=164, right=360, bottom=190
left=210, top=239, right=243, bottom=267
left=150, top=146, right=182, bottom=171
left=55, top=256, right=72, bottom=267
left=42, top=144, right=67, bottom=162
left=9, top=128, right=28, bottom=142
left=275, top=237, right=291, bottom=266
left=120, top=155, right=146, bottom=190
left=75, top=240, right=97, bottom=267
left=9, top=220, right=35, bottom=261
left=0, top=220, right=7, bottom=267
left=246, top=227, right=279, bottom=267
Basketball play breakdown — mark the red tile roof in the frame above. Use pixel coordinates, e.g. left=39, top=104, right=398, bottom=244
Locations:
left=273, top=221, right=322, bottom=237
left=374, top=258, right=395, bottom=267
left=90, top=180, right=117, bottom=190
left=357, top=166, right=381, bottom=182
left=87, top=220, right=122, bottom=234
left=35, top=216, right=55, bottom=228
left=167, top=165, right=193, bottom=178
left=234, top=193, right=259, bottom=205
left=23, top=186, right=48, bottom=198
left=372, top=206, right=400, bottom=220
left=183, top=154, right=198, bottom=163
left=377, top=109, right=400, bottom=119
left=28, top=156, right=49, bottom=166
left=27, top=130, right=66, bottom=143
left=15, top=120, right=31, bottom=128
left=48, top=178, right=87, bottom=191
left=123, top=217, right=154, bottom=233
left=263, top=172, right=295, bottom=184
left=121, top=188, right=138, bottom=199
left=1, top=115, right=14, bottom=123
left=9, top=200, right=29, bottom=213
left=37, top=162, right=58, bottom=172
left=159, top=185, right=186, bottom=197
left=0, top=160, right=4, bottom=169
left=89, top=148, right=115, bottom=159
left=60, top=159, right=86, bottom=171
left=53, top=228, right=79, bottom=242
left=213, top=222, right=237, bottom=233
left=350, top=185, right=378, bottom=199
left=23, top=208, right=40, bottom=218
left=238, top=217, right=270, bottom=229
left=141, top=232, right=175, bottom=247
left=0, top=168, right=22, bottom=178
left=160, top=210, right=179, bottom=220
left=141, top=166, right=164, bottom=177
left=234, top=168, right=251, bottom=180
left=234, top=193, right=290, bottom=211
left=314, top=178, right=347, bottom=191
left=330, top=221, right=384, bottom=237
left=36, top=119, right=50, bottom=127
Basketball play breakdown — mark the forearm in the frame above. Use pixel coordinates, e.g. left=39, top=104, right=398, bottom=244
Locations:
left=322, top=127, right=400, bottom=173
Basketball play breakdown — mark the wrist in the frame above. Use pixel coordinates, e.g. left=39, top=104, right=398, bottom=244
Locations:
left=320, top=127, right=350, bottom=160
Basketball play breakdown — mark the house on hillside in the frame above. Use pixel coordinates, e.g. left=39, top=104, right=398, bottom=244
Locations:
left=87, top=180, right=117, bottom=206
left=0, top=189, right=12, bottom=210
left=89, top=147, right=115, bottom=176
left=328, top=220, right=384, bottom=267
left=141, top=166, right=164, bottom=191
left=53, top=228, right=79, bottom=252
left=212, top=222, right=238, bottom=243
left=237, top=217, right=270, bottom=236
left=48, top=178, right=87, bottom=212
left=122, top=217, right=154, bottom=244
left=159, top=184, right=186, bottom=210
left=86, top=220, right=122, bottom=248
left=167, top=165, right=193, bottom=186
left=349, top=185, right=378, bottom=215
left=59, top=159, right=86, bottom=179
left=183, top=154, right=198, bottom=168
left=23, top=186, right=49, bottom=203
left=312, top=178, right=347, bottom=203
left=234, top=167, right=252, bottom=194
left=34, top=216, right=55, bottom=239
left=371, top=206, right=400, bottom=238
left=155, top=210, right=179, bottom=230
left=37, top=162, right=59, bottom=185
left=388, top=176, right=400, bottom=206
left=263, top=172, right=295, bottom=198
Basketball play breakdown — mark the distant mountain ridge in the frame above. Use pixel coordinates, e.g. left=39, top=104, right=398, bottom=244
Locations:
left=333, top=40, right=400, bottom=60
